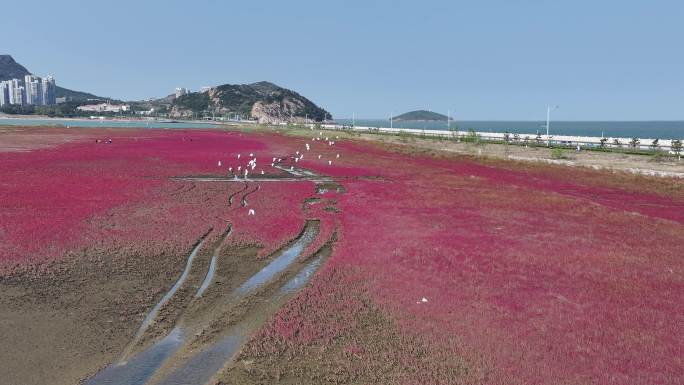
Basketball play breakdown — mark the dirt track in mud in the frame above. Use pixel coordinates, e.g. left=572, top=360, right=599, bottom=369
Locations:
left=0, top=247, right=193, bottom=385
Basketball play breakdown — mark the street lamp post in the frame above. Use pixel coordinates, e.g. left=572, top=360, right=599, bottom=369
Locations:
left=546, top=105, right=559, bottom=145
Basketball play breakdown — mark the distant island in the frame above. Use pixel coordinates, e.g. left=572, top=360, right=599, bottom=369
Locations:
left=392, top=110, right=452, bottom=122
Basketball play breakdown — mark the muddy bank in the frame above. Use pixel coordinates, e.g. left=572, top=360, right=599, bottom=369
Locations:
left=0, top=246, right=197, bottom=385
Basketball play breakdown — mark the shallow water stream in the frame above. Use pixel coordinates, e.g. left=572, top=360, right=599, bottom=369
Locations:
left=85, top=221, right=323, bottom=385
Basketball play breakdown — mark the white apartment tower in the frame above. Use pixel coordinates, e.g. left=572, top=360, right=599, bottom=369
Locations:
left=0, top=81, right=10, bottom=106
left=42, top=76, right=56, bottom=105
left=25, top=75, right=43, bottom=105
left=9, top=79, right=25, bottom=105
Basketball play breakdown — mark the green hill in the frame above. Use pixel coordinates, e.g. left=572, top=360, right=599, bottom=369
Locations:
left=171, top=81, right=331, bottom=123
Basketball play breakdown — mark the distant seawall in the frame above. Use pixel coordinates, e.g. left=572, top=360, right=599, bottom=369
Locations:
left=321, top=124, right=680, bottom=151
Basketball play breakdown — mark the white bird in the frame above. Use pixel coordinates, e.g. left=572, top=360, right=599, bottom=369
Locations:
left=248, top=209, right=255, bottom=216
left=237, top=166, right=242, bottom=171
left=328, top=160, right=332, bottom=165
left=295, top=158, right=299, bottom=163
left=261, top=170, right=264, bottom=175
left=244, top=169, right=249, bottom=178
left=237, top=154, right=241, bottom=159
left=318, top=154, right=322, bottom=159
left=305, top=144, right=310, bottom=150
left=272, top=157, right=276, bottom=162
left=229, top=167, right=233, bottom=172
left=325, top=137, right=328, bottom=141
left=296, top=151, right=300, bottom=155
left=290, top=166, right=294, bottom=171
left=249, top=153, right=254, bottom=157
left=336, top=154, right=340, bottom=158
left=251, top=164, right=256, bottom=170
left=218, top=160, right=222, bottom=167
left=271, top=162, right=274, bottom=167
left=299, top=154, right=303, bottom=160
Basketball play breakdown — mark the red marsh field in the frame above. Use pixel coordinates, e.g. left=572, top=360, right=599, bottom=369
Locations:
left=0, top=126, right=682, bottom=385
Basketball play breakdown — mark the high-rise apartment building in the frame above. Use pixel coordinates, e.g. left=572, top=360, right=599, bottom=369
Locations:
left=0, top=81, right=10, bottom=106
left=42, top=76, right=56, bottom=105
left=25, top=75, right=43, bottom=106
left=9, top=79, right=25, bottom=105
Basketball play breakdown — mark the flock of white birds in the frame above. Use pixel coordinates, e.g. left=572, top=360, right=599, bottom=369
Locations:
left=216, top=131, right=342, bottom=216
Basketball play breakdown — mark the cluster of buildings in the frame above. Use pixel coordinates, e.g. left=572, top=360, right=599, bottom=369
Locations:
left=0, top=75, right=57, bottom=107
left=174, top=86, right=212, bottom=98
left=77, top=102, right=130, bottom=113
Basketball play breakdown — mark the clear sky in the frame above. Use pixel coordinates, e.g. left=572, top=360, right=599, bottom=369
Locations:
left=4, top=0, right=683, bottom=120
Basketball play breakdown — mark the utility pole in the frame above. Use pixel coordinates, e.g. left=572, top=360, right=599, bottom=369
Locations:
left=390, top=112, right=393, bottom=129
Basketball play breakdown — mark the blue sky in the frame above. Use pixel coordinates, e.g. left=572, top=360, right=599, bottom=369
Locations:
left=4, top=0, right=683, bottom=120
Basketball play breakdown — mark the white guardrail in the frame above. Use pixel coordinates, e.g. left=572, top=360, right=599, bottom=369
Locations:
left=310, top=124, right=681, bottom=152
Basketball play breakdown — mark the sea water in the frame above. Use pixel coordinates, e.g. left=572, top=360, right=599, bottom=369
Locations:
left=335, top=119, right=684, bottom=139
